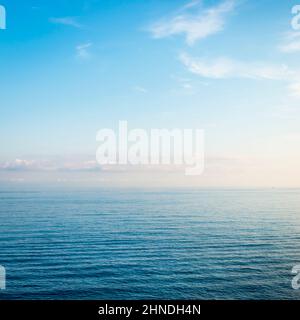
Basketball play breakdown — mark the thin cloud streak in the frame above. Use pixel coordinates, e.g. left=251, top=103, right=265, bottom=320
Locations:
left=0, top=159, right=101, bottom=172
left=49, top=17, right=82, bottom=28
left=180, top=53, right=293, bottom=80
left=279, top=32, right=300, bottom=53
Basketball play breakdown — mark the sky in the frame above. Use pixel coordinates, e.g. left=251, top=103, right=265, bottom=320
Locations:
left=0, top=0, right=300, bottom=187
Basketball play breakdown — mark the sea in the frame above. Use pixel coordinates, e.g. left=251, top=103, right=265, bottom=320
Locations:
left=0, top=188, right=300, bottom=300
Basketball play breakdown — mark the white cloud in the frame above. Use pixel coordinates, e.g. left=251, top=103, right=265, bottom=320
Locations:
left=49, top=17, right=82, bottom=28
left=280, top=41, right=300, bottom=53
left=279, top=32, right=300, bottom=53
left=182, top=0, right=201, bottom=10
left=179, top=53, right=300, bottom=99
left=61, top=160, right=101, bottom=172
left=0, top=159, right=46, bottom=171
left=288, top=82, right=300, bottom=97
left=171, top=75, right=196, bottom=91
left=148, top=0, right=236, bottom=45
left=76, top=42, right=93, bottom=59
left=0, top=158, right=101, bottom=172
left=179, top=53, right=293, bottom=80
left=133, top=86, right=148, bottom=93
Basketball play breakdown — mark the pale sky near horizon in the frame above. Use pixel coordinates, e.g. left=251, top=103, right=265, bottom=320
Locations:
left=0, top=0, right=300, bottom=187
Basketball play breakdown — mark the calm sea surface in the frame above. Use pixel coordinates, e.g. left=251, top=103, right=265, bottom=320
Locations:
left=0, top=188, right=300, bottom=300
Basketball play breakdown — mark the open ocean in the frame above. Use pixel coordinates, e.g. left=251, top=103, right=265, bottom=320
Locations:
left=0, top=188, right=300, bottom=300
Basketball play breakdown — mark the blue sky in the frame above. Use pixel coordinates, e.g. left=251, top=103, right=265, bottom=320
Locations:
left=0, top=0, right=300, bottom=187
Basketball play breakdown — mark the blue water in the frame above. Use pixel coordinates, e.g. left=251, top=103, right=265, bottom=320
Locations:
left=0, top=188, right=300, bottom=300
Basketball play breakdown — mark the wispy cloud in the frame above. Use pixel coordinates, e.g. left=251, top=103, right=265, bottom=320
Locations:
left=182, top=0, right=201, bottom=10
left=171, top=75, right=196, bottom=91
left=76, top=42, right=93, bottom=60
left=148, top=0, right=236, bottom=45
left=0, top=159, right=33, bottom=171
left=133, top=86, right=148, bottom=93
left=180, top=53, right=292, bottom=80
left=0, top=159, right=52, bottom=172
left=180, top=53, right=300, bottom=99
left=49, top=17, right=82, bottom=28
left=288, top=82, right=300, bottom=98
left=0, top=158, right=101, bottom=172
left=279, top=32, right=300, bottom=53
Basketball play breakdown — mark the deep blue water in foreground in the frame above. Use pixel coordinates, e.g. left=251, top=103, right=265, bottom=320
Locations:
left=1, top=188, right=300, bottom=300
